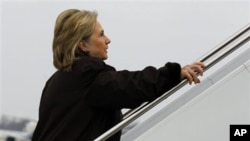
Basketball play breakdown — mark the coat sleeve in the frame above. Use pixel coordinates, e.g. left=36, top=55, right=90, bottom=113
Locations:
left=85, top=62, right=181, bottom=109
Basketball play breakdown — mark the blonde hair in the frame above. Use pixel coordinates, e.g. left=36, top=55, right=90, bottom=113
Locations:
left=52, top=9, right=98, bottom=71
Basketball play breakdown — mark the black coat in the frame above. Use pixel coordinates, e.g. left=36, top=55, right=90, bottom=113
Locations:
left=32, top=55, right=181, bottom=141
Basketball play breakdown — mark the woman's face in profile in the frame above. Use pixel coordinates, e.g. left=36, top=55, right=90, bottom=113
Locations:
left=86, top=21, right=111, bottom=60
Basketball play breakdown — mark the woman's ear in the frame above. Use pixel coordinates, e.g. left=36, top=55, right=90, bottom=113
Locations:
left=78, top=40, right=89, bottom=53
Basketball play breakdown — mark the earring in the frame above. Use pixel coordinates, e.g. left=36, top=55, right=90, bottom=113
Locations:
left=85, top=48, right=89, bottom=53
left=84, top=48, right=90, bottom=55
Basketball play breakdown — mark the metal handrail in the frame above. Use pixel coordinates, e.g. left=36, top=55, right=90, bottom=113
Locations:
left=123, top=23, right=250, bottom=120
left=94, top=24, right=250, bottom=141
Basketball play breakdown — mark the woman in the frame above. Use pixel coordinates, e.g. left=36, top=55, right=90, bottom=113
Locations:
left=32, top=9, right=205, bottom=141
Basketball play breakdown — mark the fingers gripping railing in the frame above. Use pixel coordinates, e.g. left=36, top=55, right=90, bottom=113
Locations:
left=94, top=24, right=250, bottom=141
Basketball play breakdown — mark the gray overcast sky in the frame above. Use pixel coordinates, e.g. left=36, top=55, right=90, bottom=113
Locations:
left=0, top=0, right=249, bottom=120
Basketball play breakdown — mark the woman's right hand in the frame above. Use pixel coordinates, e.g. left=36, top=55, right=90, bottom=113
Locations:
left=181, top=62, right=205, bottom=84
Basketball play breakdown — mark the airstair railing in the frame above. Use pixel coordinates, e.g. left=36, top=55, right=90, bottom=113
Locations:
left=94, top=24, right=250, bottom=141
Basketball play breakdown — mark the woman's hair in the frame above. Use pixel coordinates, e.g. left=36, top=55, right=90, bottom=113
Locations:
left=52, top=9, right=98, bottom=71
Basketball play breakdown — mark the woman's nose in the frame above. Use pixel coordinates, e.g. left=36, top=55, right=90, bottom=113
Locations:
left=106, top=36, right=111, bottom=44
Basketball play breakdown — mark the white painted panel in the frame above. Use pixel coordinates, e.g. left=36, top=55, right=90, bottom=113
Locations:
left=135, top=62, right=250, bottom=141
